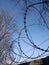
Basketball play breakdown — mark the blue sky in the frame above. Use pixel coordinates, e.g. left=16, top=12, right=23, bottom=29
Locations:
left=0, top=0, right=49, bottom=63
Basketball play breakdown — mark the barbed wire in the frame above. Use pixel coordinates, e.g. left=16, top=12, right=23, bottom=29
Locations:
left=0, top=0, right=49, bottom=65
